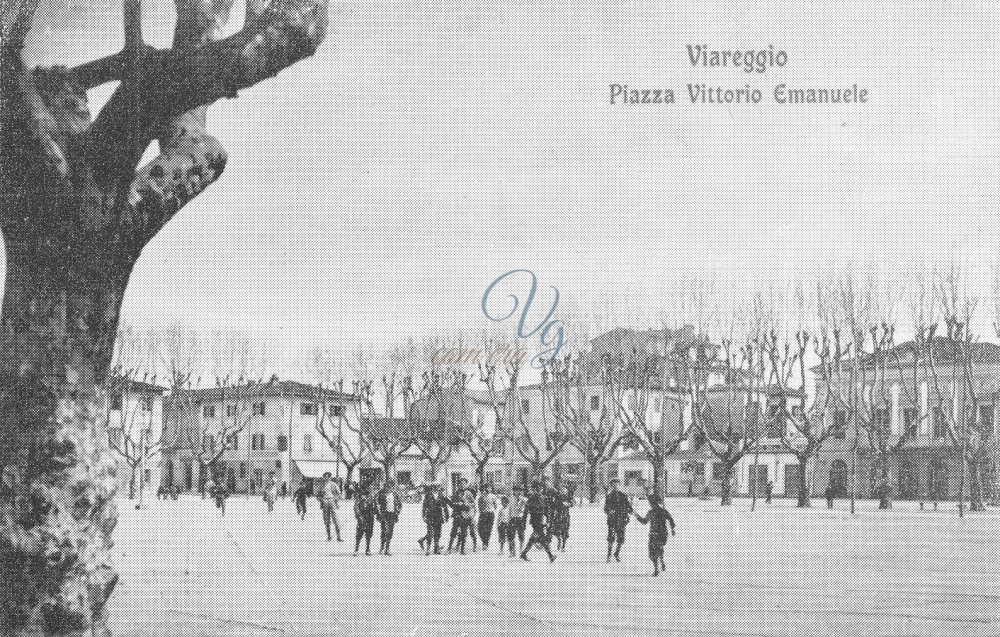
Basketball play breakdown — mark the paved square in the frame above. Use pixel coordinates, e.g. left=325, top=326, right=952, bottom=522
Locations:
left=107, top=495, right=1000, bottom=636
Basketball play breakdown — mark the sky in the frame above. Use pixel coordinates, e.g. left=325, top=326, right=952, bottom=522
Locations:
left=13, top=0, right=1000, bottom=379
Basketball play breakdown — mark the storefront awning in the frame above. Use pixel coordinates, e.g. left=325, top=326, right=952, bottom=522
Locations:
left=294, top=460, right=340, bottom=478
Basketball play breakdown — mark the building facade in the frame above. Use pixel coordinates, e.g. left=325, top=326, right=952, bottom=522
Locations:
left=160, top=380, right=363, bottom=494
left=106, top=377, right=167, bottom=497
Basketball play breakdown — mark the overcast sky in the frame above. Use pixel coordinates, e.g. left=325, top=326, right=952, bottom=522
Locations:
left=15, top=0, right=1000, bottom=378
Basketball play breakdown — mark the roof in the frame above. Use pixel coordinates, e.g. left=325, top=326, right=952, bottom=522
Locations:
left=107, top=376, right=167, bottom=394
left=175, top=379, right=360, bottom=402
left=813, top=338, right=1000, bottom=374
left=361, top=417, right=410, bottom=440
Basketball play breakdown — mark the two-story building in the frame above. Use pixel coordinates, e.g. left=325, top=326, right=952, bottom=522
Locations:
left=811, top=338, right=1000, bottom=501
left=106, top=377, right=167, bottom=498
left=160, top=379, right=363, bottom=494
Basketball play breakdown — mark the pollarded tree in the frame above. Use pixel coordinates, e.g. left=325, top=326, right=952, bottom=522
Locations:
left=0, top=0, right=329, bottom=631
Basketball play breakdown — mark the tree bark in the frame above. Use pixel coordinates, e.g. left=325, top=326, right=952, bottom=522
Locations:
left=720, top=463, right=734, bottom=506
left=796, top=457, right=811, bottom=508
left=0, top=255, right=127, bottom=637
left=968, top=458, right=984, bottom=512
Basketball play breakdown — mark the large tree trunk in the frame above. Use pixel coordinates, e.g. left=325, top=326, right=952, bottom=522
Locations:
left=0, top=255, right=127, bottom=637
left=797, top=457, right=811, bottom=508
left=587, top=460, right=600, bottom=503
left=877, top=452, right=892, bottom=510
left=720, top=463, right=734, bottom=506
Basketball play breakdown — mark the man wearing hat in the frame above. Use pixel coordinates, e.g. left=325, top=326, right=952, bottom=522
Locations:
left=604, top=478, right=632, bottom=562
left=420, top=483, right=449, bottom=555
left=519, top=480, right=556, bottom=562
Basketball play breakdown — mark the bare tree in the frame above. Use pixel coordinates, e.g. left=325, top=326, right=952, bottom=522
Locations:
left=409, top=369, right=462, bottom=484
left=104, top=369, right=161, bottom=501
left=0, top=0, right=330, bottom=626
left=513, top=361, right=572, bottom=479
left=547, top=352, right=621, bottom=503
left=469, top=360, right=520, bottom=488
left=314, top=379, right=366, bottom=485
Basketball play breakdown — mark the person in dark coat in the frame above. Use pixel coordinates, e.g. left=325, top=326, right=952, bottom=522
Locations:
left=210, top=481, right=228, bottom=516
left=604, top=478, right=632, bottom=562
left=519, top=481, right=556, bottom=562
left=552, top=485, right=574, bottom=552
left=765, top=480, right=774, bottom=504
left=293, top=483, right=309, bottom=519
left=634, top=494, right=676, bottom=576
left=376, top=479, right=402, bottom=555
left=509, top=486, right=528, bottom=553
left=420, top=484, right=449, bottom=555
left=824, top=485, right=834, bottom=509
left=353, top=482, right=378, bottom=556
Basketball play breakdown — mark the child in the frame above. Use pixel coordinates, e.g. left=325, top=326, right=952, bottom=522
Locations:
left=496, top=496, right=515, bottom=557
left=553, top=485, right=574, bottom=552
left=293, top=483, right=309, bottom=520
left=353, top=482, right=378, bottom=556
left=634, top=494, right=676, bottom=576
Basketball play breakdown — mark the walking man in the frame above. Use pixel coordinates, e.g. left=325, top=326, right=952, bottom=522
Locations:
left=510, top=486, right=528, bottom=554
left=634, top=494, right=676, bottom=576
left=264, top=471, right=279, bottom=512
left=377, top=479, right=402, bottom=555
left=765, top=480, right=774, bottom=504
left=496, top=495, right=515, bottom=557
left=420, top=484, right=449, bottom=555
left=353, top=481, right=377, bottom=556
left=293, top=482, right=309, bottom=520
left=477, top=484, right=498, bottom=550
left=318, top=472, right=343, bottom=541
left=553, top=485, right=574, bottom=552
left=520, top=481, right=556, bottom=562
left=604, top=478, right=632, bottom=562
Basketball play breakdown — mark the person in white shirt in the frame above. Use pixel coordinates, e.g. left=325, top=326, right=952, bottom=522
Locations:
left=477, top=485, right=498, bottom=550
left=317, top=472, right=342, bottom=542
left=495, top=496, right=516, bottom=556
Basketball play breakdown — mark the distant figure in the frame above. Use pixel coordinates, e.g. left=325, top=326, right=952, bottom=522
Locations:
left=376, top=480, right=402, bottom=555
left=264, top=472, right=279, bottom=512
left=496, top=495, right=515, bottom=557
left=519, top=481, right=556, bottom=562
left=420, top=484, right=449, bottom=555
left=171, top=485, right=180, bottom=500
left=210, top=482, right=228, bottom=516
left=317, top=473, right=343, bottom=542
left=510, top=486, right=528, bottom=554
left=293, top=483, right=309, bottom=520
left=604, top=478, right=633, bottom=562
left=280, top=482, right=288, bottom=498
left=353, top=482, right=378, bottom=556
left=825, top=486, right=834, bottom=509
left=448, top=479, right=476, bottom=555
left=203, top=477, right=215, bottom=501
left=634, top=494, right=676, bottom=577
left=477, top=485, right=498, bottom=550
left=157, top=485, right=168, bottom=500
left=552, top=485, right=574, bottom=552
left=765, top=481, right=774, bottom=504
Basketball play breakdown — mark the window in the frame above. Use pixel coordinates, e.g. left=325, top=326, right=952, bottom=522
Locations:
left=277, top=435, right=288, bottom=451
left=303, top=434, right=313, bottom=453
left=203, top=405, right=215, bottom=419
left=590, top=395, right=600, bottom=411
left=712, top=462, right=725, bottom=480
left=301, top=402, right=318, bottom=416
left=251, top=433, right=265, bottom=450
left=239, top=462, right=247, bottom=479
left=694, top=463, right=706, bottom=477
left=226, top=433, right=239, bottom=450
left=397, top=471, right=412, bottom=486
left=873, top=408, right=890, bottom=432
left=903, top=408, right=918, bottom=435
left=932, top=407, right=947, bottom=439
left=110, top=394, right=123, bottom=411
left=832, top=410, right=847, bottom=439
left=521, top=399, right=530, bottom=414
left=252, top=402, right=266, bottom=416
left=226, top=405, right=237, bottom=418
left=980, top=405, right=995, bottom=435
left=140, top=396, right=153, bottom=412
left=329, top=405, right=344, bottom=418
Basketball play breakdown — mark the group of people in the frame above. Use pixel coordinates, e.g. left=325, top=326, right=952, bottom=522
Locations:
left=416, top=477, right=576, bottom=560
left=221, top=471, right=678, bottom=577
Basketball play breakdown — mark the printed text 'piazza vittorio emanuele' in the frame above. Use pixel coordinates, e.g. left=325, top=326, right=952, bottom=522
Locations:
left=611, top=45, right=869, bottom=105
